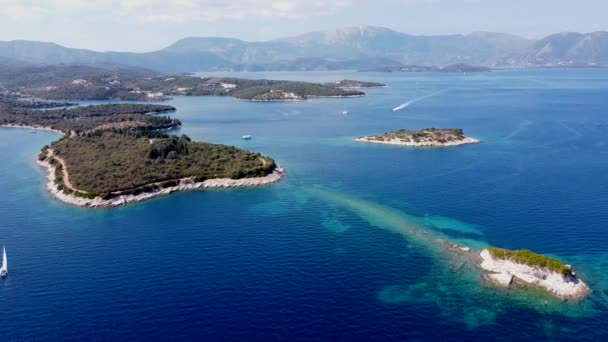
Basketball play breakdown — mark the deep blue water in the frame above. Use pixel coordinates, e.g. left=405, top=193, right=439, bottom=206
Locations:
left=2, top=70, right=608, bottom=341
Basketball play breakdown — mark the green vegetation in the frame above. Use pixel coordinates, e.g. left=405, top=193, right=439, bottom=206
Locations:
left=24, top=76, right=365, bottom=101
left=0, top=65, right=153, bottom=88
left=49, top=130, right=276, bottom=195
left=0, top=97, right=178, bottom=134
left=369, top=128, right=467, bottom=144
left=0, top=64, right=366, bottom=102
left=487, top=247, right=572, bottom=276
left=0, top=90, right=278, bottom=201
left=230, top=80, right=364, bottom=100
left=333, top=80, right=385, bottom=88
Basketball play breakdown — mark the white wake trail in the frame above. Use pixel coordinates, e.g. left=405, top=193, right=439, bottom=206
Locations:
left=392, top=101, right=412, bottom=112
left=392, top=89, right=448, bottom=112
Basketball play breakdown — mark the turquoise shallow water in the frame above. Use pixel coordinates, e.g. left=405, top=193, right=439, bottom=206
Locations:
left=2, top=70, right=608, bottom=341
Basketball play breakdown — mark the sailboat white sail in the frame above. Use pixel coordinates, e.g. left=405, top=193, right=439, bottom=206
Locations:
left=0, top=246, right=7, bottom=277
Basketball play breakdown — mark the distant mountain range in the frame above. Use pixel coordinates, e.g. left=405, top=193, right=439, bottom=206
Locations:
left=502, top=31, right=608, bottom=67
left=0, top=26, right=606, bottom=72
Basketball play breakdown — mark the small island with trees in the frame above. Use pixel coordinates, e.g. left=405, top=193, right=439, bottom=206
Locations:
left=355, top=128, right=480, bottom=147
left=479, top=247, right=591, bottom=301
left=439, top=240, right=592, bottom=302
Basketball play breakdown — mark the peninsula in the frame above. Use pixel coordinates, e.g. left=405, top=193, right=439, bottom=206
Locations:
left=0, top=65, right=367, bottom=102
left=356, top=128, right=480, bottom=147
left=479, top=248, right=591, bottom=301
left=0, top=94, right=283, bottom=208
left=0, top=97, right=178, bottom=133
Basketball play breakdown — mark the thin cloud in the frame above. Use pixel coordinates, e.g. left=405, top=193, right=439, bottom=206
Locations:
left=132, top=0, right=359, bottom=23
left=0, top=0, right=359, bottom=22
left=0, top=1, right=48, bottom=19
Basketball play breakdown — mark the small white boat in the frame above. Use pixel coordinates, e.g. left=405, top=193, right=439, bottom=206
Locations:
left=0, top=246, right=7, bottom=278
left=241, top=135, right=252, bottom=140
left=342, top=106, right=349, bottom=115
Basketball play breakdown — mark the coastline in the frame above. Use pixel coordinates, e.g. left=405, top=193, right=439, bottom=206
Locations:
left=308, top=94, right=366, bottom=99
left=38, top=158, right=285, bottom=208
left=355, top=136, right=480, bottom=147
left=238, top=94, right=366, bottom=102
left=4, top=119, right=285, bottom=209
left=0, top=124, right=66, bottom=136
left=338, top=86, right=387, bottom=89
left=238, top=98, right=306, bottom=102
left=479, top=249, right=592, bottom=301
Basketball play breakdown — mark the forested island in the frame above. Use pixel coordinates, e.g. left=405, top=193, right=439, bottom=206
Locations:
left=38, top=131, right=282, bottom=207
left=0, top=65, right=368, bottom=102
left=228, top=80, right=364, bottom=101
left=356, top=128, right=480, bottom=147
left=0, top=94, right=283, bottom=208
left=479, top=247, right=591, bottom=301
left=332, top=80, right=386, bottom=88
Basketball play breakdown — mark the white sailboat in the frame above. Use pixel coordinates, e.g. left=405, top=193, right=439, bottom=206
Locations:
left=341, top=105, right=349, bottom=115
left=0, top=246, right=7, bottom=278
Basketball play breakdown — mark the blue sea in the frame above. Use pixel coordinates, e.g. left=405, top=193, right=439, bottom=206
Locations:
left=2, top=70, right=608, bottom=341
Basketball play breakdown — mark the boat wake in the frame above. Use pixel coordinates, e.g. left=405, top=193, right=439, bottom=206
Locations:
left=277, top=109, right=303, bottom=118
left=504, top=120, right=533, bottom=140
left=392, top=102, right=411, bottom=112
left=392, top=89, right=448, bottom=112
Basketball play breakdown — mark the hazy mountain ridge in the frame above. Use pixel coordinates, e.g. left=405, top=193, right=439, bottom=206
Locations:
left=164, top=26, right=531, bottom=67
left=502, top=31, right=608, bottom=67
left=0, top=26, right=606, bottom=72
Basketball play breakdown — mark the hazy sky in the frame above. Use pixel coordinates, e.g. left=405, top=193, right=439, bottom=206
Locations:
left=0, top=0, right=606, bottom=52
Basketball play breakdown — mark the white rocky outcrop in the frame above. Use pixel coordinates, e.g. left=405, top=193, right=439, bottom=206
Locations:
left=479, top=249, right=591, bottom=301
left=355, top=136, right=480, bottom=147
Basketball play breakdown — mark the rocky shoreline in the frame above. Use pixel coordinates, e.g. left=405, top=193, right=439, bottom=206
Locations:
left=437, top=243, right=592, bottom=302
left=38, top=158, right=285, bottom=208
left=5, top=120, right=285, bottom=209
left=355, top=136, right=480, bottom=147
left=478, top=249, right=592, bottom=301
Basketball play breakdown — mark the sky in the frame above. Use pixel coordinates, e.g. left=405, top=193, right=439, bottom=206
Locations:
left=0, top=0, right=606, bottom=52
